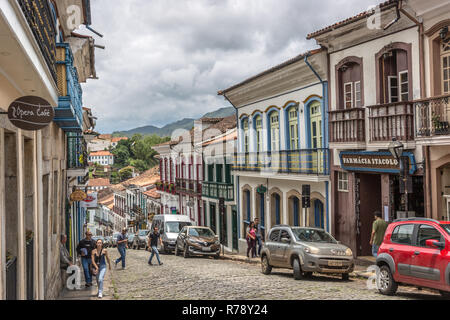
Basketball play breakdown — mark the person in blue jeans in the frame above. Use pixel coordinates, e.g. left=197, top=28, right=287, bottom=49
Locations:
left=76, top=231, right=96, bottom=287
left=91, top=238, right=111, bottom=298
left=254, top=218, right=264, bottom=257
left=115, top=228, right=128, bottom=269
left=148, top=226, right=163, bottom=266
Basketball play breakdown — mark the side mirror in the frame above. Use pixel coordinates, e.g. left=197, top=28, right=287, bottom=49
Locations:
left=281, top=237, right=290, bottom=243
left=426, top=239, right=445, bottom=250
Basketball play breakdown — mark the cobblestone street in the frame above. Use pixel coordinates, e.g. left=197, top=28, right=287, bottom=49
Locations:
left=104, top=249, right=443, bottom=300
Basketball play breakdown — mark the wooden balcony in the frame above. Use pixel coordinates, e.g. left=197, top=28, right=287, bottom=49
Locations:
left=233, top=149, right=329, bottom=175
left=175, top=178, right=201, bottom=196
left=368, top=102, right=414, bottom=142
left=329, top=108, right=365, bottom=143
left=415, top=94, right=450, bottom=137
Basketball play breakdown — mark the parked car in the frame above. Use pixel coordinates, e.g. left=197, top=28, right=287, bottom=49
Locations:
left=151, top=214, right=193, bottom=254
left=104, top=236, right=112, bottom=248
left=376, top=218, right=450, bottom=298
left=127, top=233, right=136, bottom=248
left=133, top=229, right=150, bottom=250
left=175, top=226, right=220, bottom=259
left=261, top=225, right=354, bottom=280
left=112, top=232, right=121, bottom=248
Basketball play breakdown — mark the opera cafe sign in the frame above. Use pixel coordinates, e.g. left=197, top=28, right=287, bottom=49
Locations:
left=7, top=96, right=54, bottom=131
left=339, top=151, right=416, bottom=174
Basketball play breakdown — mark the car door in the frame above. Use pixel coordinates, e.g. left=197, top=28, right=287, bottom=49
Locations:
left=408, top=224, right=447, bottom=290
left=389, top=224, right=416, bottom=281
left=278, top=229, right=292, bottom=267
left=266, top=229, right=280, bottom=266
left=177, top=227, right=187, bottom=249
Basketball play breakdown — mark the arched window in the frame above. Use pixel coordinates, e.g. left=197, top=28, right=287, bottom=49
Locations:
left=254, top=115, right=263, bottom=152
left=336, top=57, right=363, bottom=109
left=269, top=111, right=280, bottom=151
left=442, top=35, right=450, bottom=94
left=242, top=118, right=249, bottom=153
left=287, top=106, right=299, bottom=150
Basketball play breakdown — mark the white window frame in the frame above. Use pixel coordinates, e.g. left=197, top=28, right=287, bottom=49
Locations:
left=344, top=82, right=353, bottom=109
left=399, top=71, right=409, bottom=102
left=338, top=171, right=349, bottom=192
left=388, top=76, right=399, bottom=103
left=270, top=113, right=280, bottom=151
left=354, top=81, right=361, bottom=107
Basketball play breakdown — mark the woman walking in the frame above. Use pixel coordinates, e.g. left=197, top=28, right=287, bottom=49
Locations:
left=91, top=238, right=111, bottom=298
left=246, top=221, right=257, bottom=258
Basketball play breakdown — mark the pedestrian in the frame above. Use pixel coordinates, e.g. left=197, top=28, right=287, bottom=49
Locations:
left=148, top=226, right=163, bottom=266
left=91, top=238, right=111, bottom=298
left=115, top=228, right=128, bottom=269
left=254, top=218, right=264, bottom=257
left=60, top=234, right=73, bottom=288
left=246, top=221, right=257, bottom=258
left=76, top=231, right=96, bottom=287
left=369, top=211, right=389, bottom=258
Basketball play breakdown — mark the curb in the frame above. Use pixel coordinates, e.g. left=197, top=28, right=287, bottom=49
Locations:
left=221, top=254, right=260, bottom=265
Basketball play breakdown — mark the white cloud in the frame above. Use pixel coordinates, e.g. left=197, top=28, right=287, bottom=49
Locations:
left=80, top=0, right=385, bottom=133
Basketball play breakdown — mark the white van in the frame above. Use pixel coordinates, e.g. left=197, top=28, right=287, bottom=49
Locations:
left=150, top=214, right=193, bottom=253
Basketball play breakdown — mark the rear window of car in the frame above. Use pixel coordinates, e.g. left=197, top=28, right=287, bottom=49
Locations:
left=390, top=224, right=414, bottom=245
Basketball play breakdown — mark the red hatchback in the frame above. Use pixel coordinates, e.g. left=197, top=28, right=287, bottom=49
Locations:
left=376, top=218, right=450, bottom=298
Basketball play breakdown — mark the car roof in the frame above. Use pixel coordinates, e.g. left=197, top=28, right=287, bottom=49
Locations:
left=153, top=214, right=192, bottom=222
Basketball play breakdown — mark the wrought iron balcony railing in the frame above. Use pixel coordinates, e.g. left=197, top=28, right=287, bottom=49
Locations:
left=202, top=182, right=234, bottom=201
left=175, top=178, right=201, bottom=195
left=233, top=149, right=329, bottom=175
left=415, top=94, right=450, bottom=137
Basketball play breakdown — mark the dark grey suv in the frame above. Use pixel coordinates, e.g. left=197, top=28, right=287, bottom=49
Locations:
left=261, top=225, right=355, bottom=280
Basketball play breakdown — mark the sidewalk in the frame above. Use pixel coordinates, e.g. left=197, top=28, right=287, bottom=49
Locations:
left=221, top=252, right=375, bottom=279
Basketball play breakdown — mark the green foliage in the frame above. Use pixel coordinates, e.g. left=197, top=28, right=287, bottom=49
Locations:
left=119, top=167, right=133, bottom=182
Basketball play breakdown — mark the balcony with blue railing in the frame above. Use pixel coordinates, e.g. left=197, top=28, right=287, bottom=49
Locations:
left=67, top=132, right=88, bottom=177
left=54, top=43, right=84, bottom=132
left=233, top=149, right=330, bottom=176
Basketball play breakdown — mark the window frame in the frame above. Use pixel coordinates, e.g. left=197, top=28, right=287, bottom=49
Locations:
left=399, top=70, right=409, bottom=102
left=390, top=223, right=415, bottom=246
left=344, top=82, right=353, bottom=109
left=388, top=75, right=399, bottom=103
left=354, top=81, right=361, bottom=107
left=441, top=38, right=450, bottom=94
left=269, top=112, right=280, bottom=151
left=337, top=171, right=349, bottom=192
left=416, top=224, right=444, bottom=248
left=269, top=229, right=281, bottom=242
left=288, top=107, right=299, bottom=150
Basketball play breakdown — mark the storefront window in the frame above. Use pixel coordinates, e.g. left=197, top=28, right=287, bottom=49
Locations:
left=338, top=172, right=348, bottom=192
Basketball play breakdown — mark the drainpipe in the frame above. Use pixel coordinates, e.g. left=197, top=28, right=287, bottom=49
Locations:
left=304, top=51, right=330, bottom=232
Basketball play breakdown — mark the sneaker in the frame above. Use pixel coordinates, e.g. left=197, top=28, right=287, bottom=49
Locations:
left=98, top=292, right=103, bottom=299
left=114, top=261, right=118, bottom=268
left=159, top=262, right=163, bottom=266
left=148, top=262, right=153, bottom=265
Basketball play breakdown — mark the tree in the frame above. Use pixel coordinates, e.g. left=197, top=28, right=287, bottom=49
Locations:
left=119, top=167, right=133, bottom=182
left=129, top=159, right=148, bottom=172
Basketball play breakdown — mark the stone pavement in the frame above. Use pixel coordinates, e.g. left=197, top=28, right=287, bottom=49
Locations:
left=104, top=248, right=442, bottom=300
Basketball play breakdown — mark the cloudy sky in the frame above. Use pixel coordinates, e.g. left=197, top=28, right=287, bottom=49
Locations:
left=80, top=0, right=384, bottom=133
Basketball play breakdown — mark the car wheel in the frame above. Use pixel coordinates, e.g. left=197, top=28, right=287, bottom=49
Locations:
left=213, top=253, right=220, bottom=260
left=261, top=255, right=272, bottom=275
left=440, top=291, right=450, bottom=299
left=292, top=258, right=303, bottom=280
left=183, top=245, right=189, bottom=258
left=342, top=273, right=349, bottom=281
left=377, top=265, right=398, bottom=296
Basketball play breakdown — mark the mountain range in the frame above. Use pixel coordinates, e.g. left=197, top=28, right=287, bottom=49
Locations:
left=112, top=107, right=235, bottom=138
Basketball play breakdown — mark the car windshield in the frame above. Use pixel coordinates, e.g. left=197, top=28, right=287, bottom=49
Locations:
left=138, top=230, right=149, bottom=236
left=292, top=228, right=337, bottom=244
left=189, top=228, right=214, bottom=237
left=166, top=221, right=192, bottom=233
left=441, top=224, right=450, bottom=235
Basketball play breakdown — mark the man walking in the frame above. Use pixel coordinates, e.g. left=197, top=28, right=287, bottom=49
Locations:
left=148, top=226, right=163, bottom=266
left=115, top=228, right=128, bottom=269
left=369, top=211, right=389, bottom=257
left=254, top=218, right=264, bottom=257
left=76, top=231, right=96, bottom=287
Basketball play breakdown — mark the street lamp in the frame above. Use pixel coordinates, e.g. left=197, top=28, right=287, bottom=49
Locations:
left=388, top=138, right=409, bottom=216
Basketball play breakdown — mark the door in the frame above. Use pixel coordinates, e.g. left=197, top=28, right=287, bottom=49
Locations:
left=210, top=204, right=216, bottom=233
left=232, top=209, right=238, bottom=251
left=278, top=229, right=292, bottom=266
left=389, top=224, right=416, bottom=281
left=409, top=224, right=447, bottom=289
left=266, top=229, right=282, bottom=266
left=310, top=102, right=323, bottom=172
left=314, top=199, right=324, bottom=229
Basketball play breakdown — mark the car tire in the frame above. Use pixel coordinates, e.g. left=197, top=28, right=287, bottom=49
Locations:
left=213, top=253, right=220, bottom=260
left=342, top=273, right=349, bottom=281
left=261, top=255, right=272, bottom=275
left=440, top=291, right=450, bottom=299
left=183, top=245, right=189, bottom=258
left=293, top=258, right=303, bottom=280
left=377, top=265, right=398, bottom=296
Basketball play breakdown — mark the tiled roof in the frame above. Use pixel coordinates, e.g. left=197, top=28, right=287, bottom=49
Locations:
left=111, top=137, right=128, bottom=143
left=306, top=0, right=397, bottom=39
left=88, top=178, right=111, bottom=187
left=202, top=129, right=237, bottom=147
left=143, top=189, right=161, bottom=199
left=99, top=194, right=114, bottom=206
left=98, top=134, right=112, bottom=140
left=218, top=49, right=323, bottom=95
left=89, top=151, right=113, bottom=157
left=122, top=167, right=160, bottom=188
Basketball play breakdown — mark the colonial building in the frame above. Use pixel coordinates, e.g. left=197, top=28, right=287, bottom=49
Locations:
left=88, top=150, right=114, bottom=166
left=307, top=0, right=428, bottom=256
left=0, top=0, right=99, bottom=300
left=218, top=50, right=330, bottom=254
left=87, top=178, right=111, bottom=192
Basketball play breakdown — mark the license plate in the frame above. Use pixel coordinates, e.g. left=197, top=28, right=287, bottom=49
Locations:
left=328, top=260, right=343, bottom=267
left=202, top=247, right=211, bottom=252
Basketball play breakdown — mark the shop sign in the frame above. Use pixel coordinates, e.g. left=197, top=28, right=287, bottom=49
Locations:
left=70, top=190, right=88, bottom=202
left=7, top=96, right=54, bottom=131
left=80, top=192, right=98, bottom=208
left=339, top=151, right=416, bottom=174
